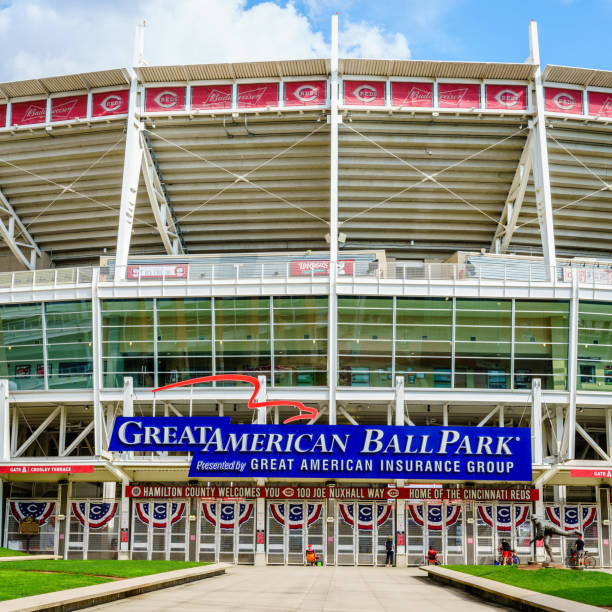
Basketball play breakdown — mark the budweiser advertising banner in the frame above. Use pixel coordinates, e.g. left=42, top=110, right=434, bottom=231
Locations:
left=344, top=80, right=385, bottom=106
left=0, top=105, right=5, bottom=128
left=588, top=91, right=612, bottom=117
left=237, top=83, right=278, bottom=108
left=391, top=82, right=433, bottom=107
left=145, top=87, right=186, bottom=112
left=52, top=95, right=88, bottom=122
left=439, top=83, right=480, bottom=108
left=109, top=417, right=532, bottom=481
left=92, top=90, right=129, bottom=117
left=12, top=99, right=47, bottom=125
left=284, top=81, right=326, bottom=106
left=192, top=85, right=232, bottom=110
left=290, top=260, right=354, bottom=276
left=486, top=85, right=527, bottom=110
left=545, top=87, right=583, bottom=115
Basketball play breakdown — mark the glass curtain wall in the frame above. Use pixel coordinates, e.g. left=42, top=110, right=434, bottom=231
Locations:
left=577, top=301, right=612, bottom=390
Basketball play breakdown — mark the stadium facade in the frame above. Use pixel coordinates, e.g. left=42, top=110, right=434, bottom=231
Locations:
left=0, top=17, right=612, bottom=567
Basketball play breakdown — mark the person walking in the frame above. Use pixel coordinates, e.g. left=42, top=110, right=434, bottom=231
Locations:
left=572, top=532, right=585, bottom=567
left=385, top=536, right=394, bottom=566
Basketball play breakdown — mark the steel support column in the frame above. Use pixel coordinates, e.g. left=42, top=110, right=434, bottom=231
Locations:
left=561, top=274, right=579, bottom=460
left=531, top=378, right=543, bottom=465
left=0, top=380, right=8, bottom=461
left=395, top=376, right=404, bottom=426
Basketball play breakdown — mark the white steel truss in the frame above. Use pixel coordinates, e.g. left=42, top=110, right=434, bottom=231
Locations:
left=141, top=131, right=185, bottom=256
left=0, top=186, right=41, bottom=270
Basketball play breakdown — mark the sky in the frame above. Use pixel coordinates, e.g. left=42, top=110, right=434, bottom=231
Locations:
left=0, top=0, right=609, bottom=83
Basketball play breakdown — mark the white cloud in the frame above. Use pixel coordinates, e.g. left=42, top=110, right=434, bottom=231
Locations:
left=0, top=0, right=411, bottom=83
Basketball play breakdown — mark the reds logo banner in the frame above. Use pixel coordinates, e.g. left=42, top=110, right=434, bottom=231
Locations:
left=51, top=95, right=87, bottom=122
left=237, top=83, right=278, bottom=108
left=284, top=81, right=326, bottom=106
left=391, top=82, right=433, bottom=108
left=192, top=84, right=232, bottom=110
left=344, top=80, right=385, bottom=106
left=12, top=99, right=47, bottom=125
left=92, top=90, right=129, bottom=117
left=145, top=87, right=186, bottom=112
left=587, top=91, right=612, bottom=117
left=545, top=87, right=582, bottom=115
left=439, top=83, right=480, bottom=109
left=486, top=85, right=527, bottom=111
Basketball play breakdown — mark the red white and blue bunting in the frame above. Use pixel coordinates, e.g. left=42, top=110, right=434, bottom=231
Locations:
left=270, top=503, right=323, bottom=530
left=10, top=501, right=55, bottom=526
left=135, top=502, right=186, bottom=528
left=71, top=502, right=118, bottom=529
left=339, top=503, right=392, bottom=530
left=202, top=502, right=254, bottom=529
left=408, top=503, right=461, bottom=530
left=545, top=506, right=596, bottom=532
left=477, top=505, right=529, bottom=531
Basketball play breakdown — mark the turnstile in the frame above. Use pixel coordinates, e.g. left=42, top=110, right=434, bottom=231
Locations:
left=66, top=499, right=119, bottom=559
left=475, top=503, right=531, bottom=564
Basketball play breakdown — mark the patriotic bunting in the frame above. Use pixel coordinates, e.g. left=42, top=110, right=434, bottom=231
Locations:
left=408, top=503, right=461, bottom=530
left=71, top=502, right=118, bottom=529
left=270, top=503, right=322, bottom=529
left=339, top=503, right=392, bottom=530
left=202, top=502, right=254, bottom=529
left=10, top=501, right=55, bottom=526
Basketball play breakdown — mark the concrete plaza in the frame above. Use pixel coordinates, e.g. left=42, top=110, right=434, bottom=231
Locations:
left=88, top=565, right=512, bottom=611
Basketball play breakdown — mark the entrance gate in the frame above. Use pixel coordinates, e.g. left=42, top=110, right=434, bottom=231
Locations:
left=198, top=501, right=256, bottom=564
left=475, top=504, right=531, bottom=564
left=406, top=502, right=465, bottom=565
left=336, top=502, right=394, bottom=566
left=4, top=499, right=57, bottom=554
left=266, top=501, right=325, bottom=565
left=66, top=499, right=119, bottom=559
left=130, top=499, right=188, bottom=560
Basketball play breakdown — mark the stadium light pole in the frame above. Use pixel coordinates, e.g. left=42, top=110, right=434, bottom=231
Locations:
left=328, top=13, right=340, bottom=425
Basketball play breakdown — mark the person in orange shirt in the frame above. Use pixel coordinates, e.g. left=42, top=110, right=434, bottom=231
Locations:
left=305, top=543, right=317, bottom=565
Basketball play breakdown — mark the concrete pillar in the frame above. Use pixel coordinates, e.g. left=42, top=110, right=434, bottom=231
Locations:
left=188, top=498, right=198, bottom=561
left=599, top=487, right=611, bottom=568
left=254, top=497, right=266, bottom=566
left=395, top=498, right=407, bottom=567
left=0, top=380, right=9, bottom=461
left=466, top=503, right=476, bottom=564
left=57, top=481, right=71, bottom=558
left=118, top=481, right=130, bottom=560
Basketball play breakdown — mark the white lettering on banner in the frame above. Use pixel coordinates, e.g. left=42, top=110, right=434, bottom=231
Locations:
left=440, top=87, right=468, bottom=105
left=494, top=89, right=521, bottom=107
left=239, top=87, right=267, bottom=106
left=205, top=89, right=232, bottom=105
left=553, top=92, right=575, bottom=111
left=563, top=267, right=612, bottom=285
left=52, top=98, right=78, bottom=120
left=353, top=85, right=379, bottom=102
left=154, top=91, right=179, bottom=108
left=402, top=87, right=432, bottom=105
left=101, top=94, right=123, bottom=112
left=23, top=103, right=46, bottom=122
left=294, top=85, right=318, bottom=102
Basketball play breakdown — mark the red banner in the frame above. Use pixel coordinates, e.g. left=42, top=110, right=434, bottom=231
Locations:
left=0, top=105, right=5, bottom=128
left=545, top=87, right=582, bottom=114
left=92, top=90, right=129, bottom=117
left=486, top=85, right=527, bottom=111
left=11, top=99, right=47, bottom=125
left=0, top=465, right=94, bottom=474
left=284, top=81, right=326, bottom=106
left=126, top=484, right=538, bottom=501
left=571, top=468, right=612, bottom=478
left=145, top=87, right=186, bottom=112
left=237, top=83, right=278, bottom=108
left=391, top=82, right=433, bottom=107
left=290, top=259, right=354, bottom=276
left=192, top=84, right=232, bottom=110
left=588, top=91, right=612, bottom=117
left=51, top=95, right=88, bottom=122
left=127, top=264, right=189, bottom=279
left=344, top=80, right=385, bottom=106
left=439, top=83, right=480, bottom=109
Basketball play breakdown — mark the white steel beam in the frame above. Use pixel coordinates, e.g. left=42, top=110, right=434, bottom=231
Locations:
left=338, top=405, right=358, bottom=425
left=529, top=21, right=557, bottom=279
left=576, top=423, right=611, bottom=462
left=606, top=408, right=612, bottom=459
left=0, top=381, right=8, bottom=461
left=0, top=187, right=42, bottom=270
left=531, top=378, right=543, bottom=465
left=477, top=404, right=501, bottom=427
left=114, top=75, right=143, bottom=281
left=491, top=131, right=533, bottom=253
left=395, top=376, right=404, bottom=426
left=141, top=132, right=185, bottom=255
left=14, top=406, right=60, bottom=458
left=61, top=420, right=94, bottom=457
left=561, top=274, right=579, bottom=460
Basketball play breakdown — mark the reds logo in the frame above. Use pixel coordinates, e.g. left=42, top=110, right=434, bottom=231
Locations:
left=440, top=87, right=468, bottom=106
left=204, top=89, right=232, bottom=104
left=553, top=91, right=575, bottom=111
left=100, top=94, right=124, bottom=112
left=294, top=85, right=319, bottom=103
left=386, top=488, right=400, bottom=498
left=353, top=84, right=378, bottom=102
left=494, top=89, right=521, bottom=107
left=282, top=487, right=296, bottom=498
left=401, top=86, right=432, bottom=105
left=153, top=91, right=179, bottom=108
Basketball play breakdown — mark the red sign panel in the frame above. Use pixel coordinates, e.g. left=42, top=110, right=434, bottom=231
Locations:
left=127, top=264, right=189, bottom=279
left=237, top=83, right=279, bottom=108
left=284, top=81, right=326, bottom=106
left=0, top=105, right=6, bottom=128
left=344, top=80, right=385, bottom=106
left=545, top=87, right=583, bottom=115
left=92, top=90, right=129, bottom=117
left=192, top=84, right=232, bottom=110
left=439, top=83, right=480, bottom=109
left=0, top=465, right=94, bottom=474
left=12, top=99, right=47, bottom=125
left=588, top=91, right=612, bottom=117
left=571, top=469, right=612, bottom=479
left=290, top=259, right=354, bottom=276
left=145, top=87, right=186, bottom=112
left=486, top=84, right=527, bottom=111
left=51, top=95, right=88, bottom=122
left=391, top=82, right=433, bottom=107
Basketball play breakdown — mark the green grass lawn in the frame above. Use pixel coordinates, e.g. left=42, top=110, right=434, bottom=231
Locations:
left=446, top=565, right=612, bottom=608
left=0, top=560, right=207, bottom=601
left=0, top=547, right=28, bottom=557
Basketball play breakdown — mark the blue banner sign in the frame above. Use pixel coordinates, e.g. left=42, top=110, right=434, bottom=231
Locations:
left=109, top=417, right=532, bottom=481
